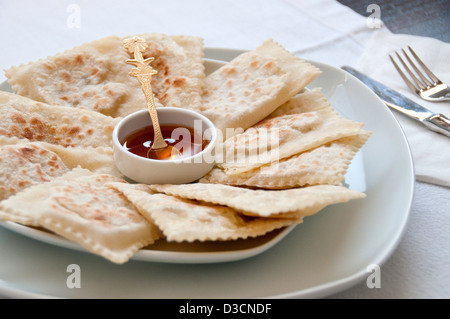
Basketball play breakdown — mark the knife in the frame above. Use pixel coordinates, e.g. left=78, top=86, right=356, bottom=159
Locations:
left=341, top=66, right=450, bottom=138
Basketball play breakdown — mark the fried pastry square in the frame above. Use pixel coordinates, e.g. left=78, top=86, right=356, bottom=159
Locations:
left=200, top=130, right=371, bottom=189
left=0, top=140, right=70, bottom=200
left=0, top=136, right=121, bottom=200
left=108, top=182, right=301, bottom=242
left=127, top=33, right=205, bottom=111
left=5, top=34, right=205, bottom=117
left=217, top=105, right=364, bottom=175
left=4, top=35, right=147, bottom=117
left=0, top=92, right=119, bottom=148
left=0, top=168, right=160, bottom=263
left=200, top=39, right=321, bottom=133
left=146, top=183, right=366, bottom=218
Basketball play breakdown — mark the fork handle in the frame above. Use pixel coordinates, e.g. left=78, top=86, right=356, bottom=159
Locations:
left=424, top=114, right=450, bottom=138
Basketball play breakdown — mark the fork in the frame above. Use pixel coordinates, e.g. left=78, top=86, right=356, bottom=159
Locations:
left=389, top=46, right=450, bottom=102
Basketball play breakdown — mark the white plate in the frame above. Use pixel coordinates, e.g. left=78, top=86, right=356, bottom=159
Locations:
left=0, top=48, right=414, bottom=298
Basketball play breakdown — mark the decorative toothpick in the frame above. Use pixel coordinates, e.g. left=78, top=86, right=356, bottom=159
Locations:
left=123, top=36, right=168, bottom=150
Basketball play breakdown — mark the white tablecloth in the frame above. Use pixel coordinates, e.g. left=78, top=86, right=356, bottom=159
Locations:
left=0, top=0, right=449, bottom=298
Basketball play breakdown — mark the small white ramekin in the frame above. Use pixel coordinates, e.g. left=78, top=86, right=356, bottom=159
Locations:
left=112, top=107, right=217, bottom=184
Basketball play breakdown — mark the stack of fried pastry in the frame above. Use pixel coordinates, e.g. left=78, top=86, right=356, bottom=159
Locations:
left=0, top=34, right=370, bottom=263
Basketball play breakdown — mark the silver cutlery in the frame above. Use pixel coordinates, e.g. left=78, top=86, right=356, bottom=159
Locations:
left=389, top=46, right=450, bottom=102
left=342, top=66, right=450, bottom=138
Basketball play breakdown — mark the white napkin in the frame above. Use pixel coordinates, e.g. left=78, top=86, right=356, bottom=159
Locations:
left=357, top=29, right=450, bottom=187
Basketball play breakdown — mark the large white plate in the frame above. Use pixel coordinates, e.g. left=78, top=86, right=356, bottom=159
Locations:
left=0, top=48, right=414, bottom=298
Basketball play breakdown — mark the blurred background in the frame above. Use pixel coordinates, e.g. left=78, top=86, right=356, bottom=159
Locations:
left=339, top=0, right=449, bottom=42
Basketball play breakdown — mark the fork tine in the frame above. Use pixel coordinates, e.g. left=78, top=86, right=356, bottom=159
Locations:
left=389, top=53, right=421, bottom=93
left=402, top=48, right=434, bottom=88
left=395, top=51, right=427, bottom=91
left=408, top=46, right=441, bottom=84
